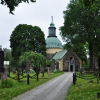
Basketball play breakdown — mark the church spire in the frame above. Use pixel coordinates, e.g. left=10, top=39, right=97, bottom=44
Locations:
left=52, top=16, right=53, bottom=23
left=48, top=16, right=57, bottom=38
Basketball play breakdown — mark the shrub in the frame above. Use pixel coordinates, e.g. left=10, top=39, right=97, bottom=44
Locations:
left=44, top=68, right=48, bottom=72
left=1, top=79, right=13, bottom=88
left=84, top=65, right=89, bottom=71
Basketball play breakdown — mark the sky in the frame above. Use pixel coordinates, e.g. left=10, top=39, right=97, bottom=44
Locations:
left=0, top=0, right=70, bottom=49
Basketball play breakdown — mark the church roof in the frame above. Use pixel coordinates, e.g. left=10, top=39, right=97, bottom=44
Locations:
left=50, top=22, right=55, bottom=27
left=51, top=50, right=67, bottom=60
left=46, top=17, right=63, bottom=49
left=46, top=37, right=63, bottom=48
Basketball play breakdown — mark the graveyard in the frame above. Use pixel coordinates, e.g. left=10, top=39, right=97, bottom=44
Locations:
left=1, top=0, right=100, bottom=100
left=0, top=46, right=63, bottom=100
left=0, top=71, right=63, bottom=100
left=65, top=71, right=100, bottom=100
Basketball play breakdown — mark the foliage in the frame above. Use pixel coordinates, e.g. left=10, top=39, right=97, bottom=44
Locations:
left=46, top=60, right=51, bottom=67
left=65, top=75, right=100, bottom=100
left=10, top=24, right=46, bottom=60
left=3, top=48, right=11, bottom=61
left=19, top=51, right=46, bottom=81
left=0, top=72, right=63, bottom=100
left=19, top=51, right=46, bottom=67
left=60, top=0, right=100, bottom=70
left=83, top=63, right=89, bottom=71
left=82, top=0, right=96, bottom=7
left=9, top=57, right=18, bottom=68
left=0, top=0, right=36, bottom=14
left=0, top=79, right=13, bottom=88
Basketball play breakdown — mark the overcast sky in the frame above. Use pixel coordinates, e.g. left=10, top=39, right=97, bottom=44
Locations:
left=0, top=0, right=70, bottom=49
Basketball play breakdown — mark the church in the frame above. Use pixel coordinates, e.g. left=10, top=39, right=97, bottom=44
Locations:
left=45, top=18, right=82, bottom=72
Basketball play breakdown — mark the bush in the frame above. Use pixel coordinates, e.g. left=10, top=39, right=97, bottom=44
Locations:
left=44, top=68, right=48, bottom=72
left=84, top=65, right=89, bottom=71
left=1, top=79, right=13, bottom=88
left=53, top=70, right=57, bottom=73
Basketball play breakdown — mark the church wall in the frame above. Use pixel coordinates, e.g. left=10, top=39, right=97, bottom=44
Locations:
left=46, top=48, right=63, bottom=54
left=59, top=59, right=63, bottom=71
left=62, top=51, right=82, bottom=71
left=46, top=53, right=54, bottom=60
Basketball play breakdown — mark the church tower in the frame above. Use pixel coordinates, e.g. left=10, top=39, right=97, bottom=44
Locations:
left=46, top=17, right=63, bottom=59
left=48, top=16, right=57, bottom=37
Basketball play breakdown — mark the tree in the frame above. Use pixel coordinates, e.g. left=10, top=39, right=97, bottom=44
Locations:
left=3, top=48, right=11, bottom=61
left=60, top=0, right=100, bottom=70
left=3, top=48, right=12, bottom=76
left=1, top=0, right=36, bottom=14
left=82, top=0, right=96, bottom=7
left=19, top=51, right=46, bottom=81
left=10, top=24, right=46, bottom=60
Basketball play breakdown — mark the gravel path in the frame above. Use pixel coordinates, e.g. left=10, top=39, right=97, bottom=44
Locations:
left=13, top=72, right=73, bottom=100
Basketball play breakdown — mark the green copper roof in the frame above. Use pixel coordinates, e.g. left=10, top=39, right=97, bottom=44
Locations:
left=51, top=50, right=67, bottom=60
left=46, top=37, right=63, bottom=48
left=50, top=22, right=55, bottom=27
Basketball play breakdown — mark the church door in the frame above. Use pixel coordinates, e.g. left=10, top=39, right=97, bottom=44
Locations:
left=70, top=65, right=73, bottom=71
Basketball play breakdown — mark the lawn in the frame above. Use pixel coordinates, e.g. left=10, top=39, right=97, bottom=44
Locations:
left=0, top=71, right=63, bottom=100
left=65, top=72, right=100, bottom=100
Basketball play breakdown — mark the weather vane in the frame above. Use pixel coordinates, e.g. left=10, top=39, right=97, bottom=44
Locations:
left=0, top=45, right=2, bottom=50
left=51, top=16, right=53, bottom=22
left=0, top=45, right=2, bottom=49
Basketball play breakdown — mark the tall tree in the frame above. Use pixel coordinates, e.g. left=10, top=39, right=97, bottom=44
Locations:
left=60, top=0, right=100, bottom=70
left=0, top=0, right=36, bottom=14
left=82, top=0, right=96, bottom=7
left=10, top=24, right=46, bottom=60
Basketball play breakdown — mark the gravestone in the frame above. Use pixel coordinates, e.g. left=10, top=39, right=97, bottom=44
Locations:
left=0, top=46, right=7, bottom=83
left=0, top=46, right=5, bottom=73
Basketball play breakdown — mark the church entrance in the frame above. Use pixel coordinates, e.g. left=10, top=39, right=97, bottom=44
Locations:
left=70, top=65, right=73, bottom=71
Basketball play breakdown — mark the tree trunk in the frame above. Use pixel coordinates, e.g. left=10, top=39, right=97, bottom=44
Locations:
left=36, top=72, right=39, bottom=81
left=94, top=53, right=98, bottom=69
left=27, top=74, right=30, bottom=85
left=8, top=67, right=10, bottom=77
left=42, top=72, right=44, bottom=77
left=17, top=66, right=20, bottom=81
left=89, top=42, right=94, bottom=70
left=21, top=65, right=23, bottom=76
left=18, top=72, right=20, bottom=81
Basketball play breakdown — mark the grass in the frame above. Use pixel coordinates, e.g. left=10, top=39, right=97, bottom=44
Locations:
left=65, top=72, right=100, bottom=100
left=0, top=71, right=63, bottom=100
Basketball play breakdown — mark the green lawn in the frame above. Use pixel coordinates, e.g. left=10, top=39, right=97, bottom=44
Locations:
left=65, top=73, right=100, bottom=100
left=0, top=71, right=63, bottom=100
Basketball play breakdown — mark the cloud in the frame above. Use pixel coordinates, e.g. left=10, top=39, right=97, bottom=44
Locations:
left=0, top=0, right=70, bottom=49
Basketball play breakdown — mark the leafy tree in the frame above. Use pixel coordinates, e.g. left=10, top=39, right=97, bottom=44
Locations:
left=19, top=51, right=46, bottom=81
left=73, top=43, right=87, bottom=64
left=0, top=0, right=36, bottom=14
left=3, top=48, right=11, bottom=61
left=10, top=24, right=46, bottom=60
left=60, top=0, right=100, bottom=70
left=82, top=0, right=96, bottom=7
